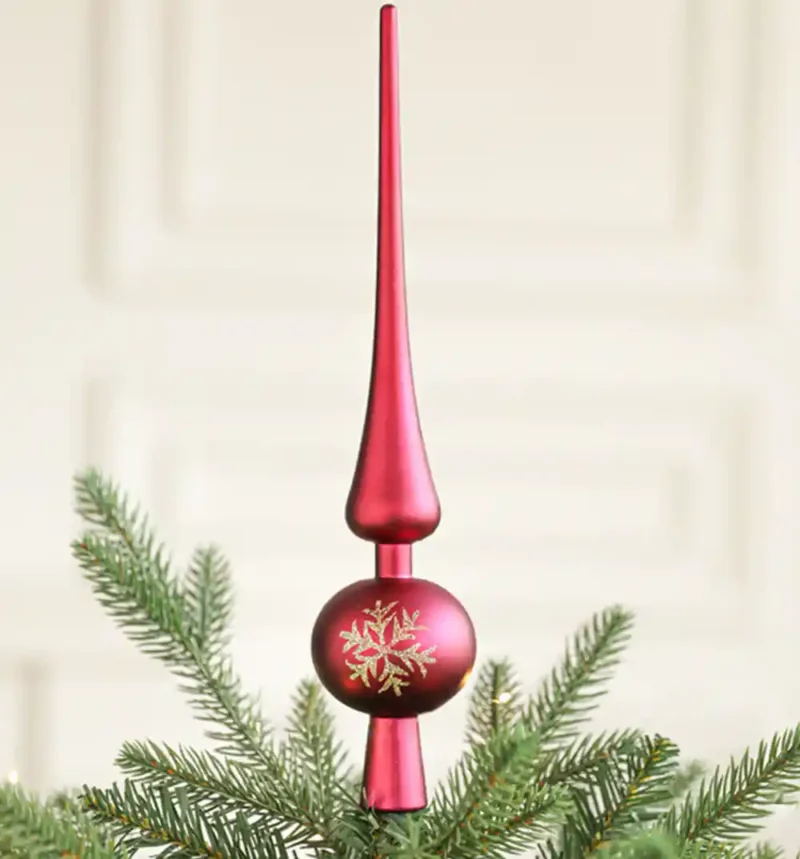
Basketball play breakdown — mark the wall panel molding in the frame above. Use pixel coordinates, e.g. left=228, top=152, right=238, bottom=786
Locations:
left=91, top=0, right=764, bottom=314
left=74, top=375, right=753, bottom=620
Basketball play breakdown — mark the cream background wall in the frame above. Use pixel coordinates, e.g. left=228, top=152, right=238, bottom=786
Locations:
left=2, top=0, right=800, bottom=847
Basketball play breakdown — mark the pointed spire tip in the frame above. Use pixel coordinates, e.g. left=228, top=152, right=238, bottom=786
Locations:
left=345, top=3, right=440, bottom=545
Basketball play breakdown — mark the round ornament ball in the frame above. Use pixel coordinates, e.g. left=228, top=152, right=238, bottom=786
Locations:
left=311, top=578, right=476, bottom=718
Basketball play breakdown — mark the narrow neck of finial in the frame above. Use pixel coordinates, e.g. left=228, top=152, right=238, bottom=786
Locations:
left=375, top=544, right=412, bottom=579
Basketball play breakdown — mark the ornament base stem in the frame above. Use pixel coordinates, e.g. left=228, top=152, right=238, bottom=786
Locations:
left=363, top=716, right=426, bottom=812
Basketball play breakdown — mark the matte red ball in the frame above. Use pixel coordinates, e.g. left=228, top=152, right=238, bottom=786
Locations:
left=311, top=578, right=476, bottom=718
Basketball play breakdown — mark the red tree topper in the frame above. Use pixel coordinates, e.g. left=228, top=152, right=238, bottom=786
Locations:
left=311, top=5, right=476, bottom=813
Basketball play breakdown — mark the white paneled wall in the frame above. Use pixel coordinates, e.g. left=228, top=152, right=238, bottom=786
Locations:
left=3, top=0, right=800, bottom=847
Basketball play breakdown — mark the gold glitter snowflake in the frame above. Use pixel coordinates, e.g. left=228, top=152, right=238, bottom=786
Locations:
left=340, top=600, right=437, bottom=696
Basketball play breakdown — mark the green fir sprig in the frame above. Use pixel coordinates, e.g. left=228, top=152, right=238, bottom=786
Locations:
left=283, top=678, right=356, bottom=824
left=526, top=607, right=635, bottom=749
left=664, top=728, right=800, bottom=844
left=184, top=546, right=235, bottom=657
left=0, top=783, right=117, bottom=859
left=82, top=781, right=296, bottom=859
left=0, top=468, right=798, bottom=859
left=114, top=740, right=319, bottom=849
left=538, top=730, right=642, bottom=787
left=71, top=470, right=353, bottom=855
left=552, top=734, right=680, bottom=859
left=464, top=660, right=524, bottom=746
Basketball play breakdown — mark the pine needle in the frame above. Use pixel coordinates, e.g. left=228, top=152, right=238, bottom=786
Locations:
left=184, top=545, right=234, bottom=657
left=427, top=723, right=570, bottom=858
left=539, top=730, right=642, bottom=786
left=465, top=660, right=524, bottom=746
left=527, top=606, right=634, bottom=748
left=3, top=471, right=799, bottom=859
left=664, top=726, right=800, bottom=844
left=283, top=679, right=356, bottom=820
left=549, top=734, right=680, bottom=859
left=82, top=781, right=298, bottom=859
left=115, top=740, right=325, bottom=849
left=0, top=783, right=117, bottom=859
left=71, top=469, right=343, bottom=853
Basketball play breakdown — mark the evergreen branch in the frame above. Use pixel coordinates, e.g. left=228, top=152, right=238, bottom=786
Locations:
left=185, top=545, right=234, bottom=656
left=71, top=470, right=343, bottom=853
left=116, top=740, right=329, bottom=850
left=465, top=660, right=524, bottom=746
left=370, top=812, right=439, bottom=859
left=469, top=786, right=572, bottom=859
left=668, top=762, right=706, bottom=801
left=601, top=736, right=680, bottom=839
left=664, top=725, right=800, bottom=844
left=720, top=841, right=786, bottom=859
left=82, top=781, right=297, bottom=859
left=59, top=472, right=800, bottom=859
left=283, top=679, right=355, bottom=820
left=678, top=840, right=755, bottom=859
left=0, top=782, right=117, bottom=859
left=554, top=735, right=679, bottom=859
left=747, top=844, right=785, bottom=859
left=429, top=621, right=636, bottom=858
left=428, top=783, right=568, bottom=858
left=74, top=533, right=196, bottom=663
left=45, top=790, right=118, bottom=847
left=539, top=731, right=642, bottom=787
left=426, top=724, right=570, bottom=858
left=74, top=470, right=171, bottom=581
left=73, top=534, right=272, bottom=765
left=430, top=781, right=570, bottom=859
left=322, top=805, right=386, bottom=859
left=526, top=607, right=634, bottom=748
left=429, top=724, right=538, bottom=826
left=595, top=829, right=679, bottom=859
left=72, top=474, right=266, bottom=759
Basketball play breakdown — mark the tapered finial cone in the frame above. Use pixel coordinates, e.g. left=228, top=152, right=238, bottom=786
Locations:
left=345, top=3, right=441, bottom=545
left=310, top=5, right=476, bottom=816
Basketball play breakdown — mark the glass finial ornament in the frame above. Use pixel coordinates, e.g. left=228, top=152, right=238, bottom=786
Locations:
left=310, top=4, right=477, bottom=813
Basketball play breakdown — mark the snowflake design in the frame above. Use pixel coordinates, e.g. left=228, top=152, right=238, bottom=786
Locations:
left=340, top=600, right=437, bottom=696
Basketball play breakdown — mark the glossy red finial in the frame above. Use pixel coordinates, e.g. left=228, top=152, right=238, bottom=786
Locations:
left=345, top=3, right=441, bottom=545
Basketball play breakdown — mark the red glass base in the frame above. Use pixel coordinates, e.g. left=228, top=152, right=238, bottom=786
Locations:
left=362, top=716, right=427, bottom=812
